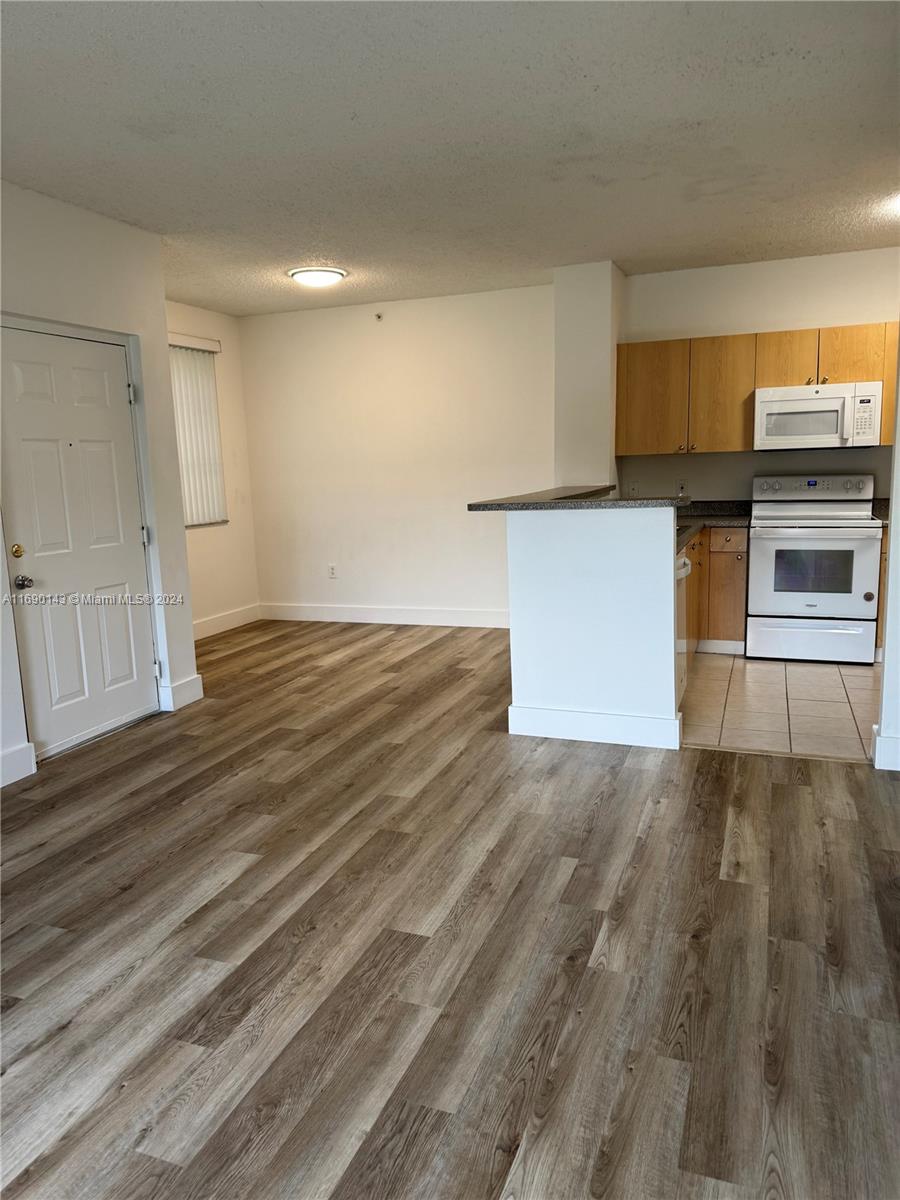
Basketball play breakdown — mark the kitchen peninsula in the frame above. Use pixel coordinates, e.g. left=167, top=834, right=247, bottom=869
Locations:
left=469, top=486, right=688, bottom=749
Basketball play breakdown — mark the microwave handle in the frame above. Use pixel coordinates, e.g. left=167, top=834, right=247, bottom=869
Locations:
left=842, top=396, right=853, bottom=441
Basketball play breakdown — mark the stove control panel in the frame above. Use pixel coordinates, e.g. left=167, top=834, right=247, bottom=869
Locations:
left=752, top=474, right=874, bottom=500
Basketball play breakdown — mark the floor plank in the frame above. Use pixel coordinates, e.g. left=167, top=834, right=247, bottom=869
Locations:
left=1, top=619, right=897, bottom=1199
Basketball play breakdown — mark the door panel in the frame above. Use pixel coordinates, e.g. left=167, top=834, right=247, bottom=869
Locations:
left=24, top=439, right=72, bottom=554
left=41, top=603, right=89, bottom=707
left=817, top=323, right=885, bottom=384
left=80, top=440, right=124, bottom=547
left=95, top=586, right=138, bottom=689
left=754, top=329, right=819, bottom=388
left=688, top=334, right=756, bottom=453
left=2, top=327, right=158, bottom=758
left=618, top=339, right=690, bottom=456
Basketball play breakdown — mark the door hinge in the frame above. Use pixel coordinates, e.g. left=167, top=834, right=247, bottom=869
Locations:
left=152, top=659, right=162, bottom=679
left=127, top=382, right=137, bottom=405
left=140, top=525, right=150, bottom=547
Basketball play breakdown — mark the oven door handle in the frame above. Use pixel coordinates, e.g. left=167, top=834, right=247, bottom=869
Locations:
left=750, top=527, right=883, bottom=541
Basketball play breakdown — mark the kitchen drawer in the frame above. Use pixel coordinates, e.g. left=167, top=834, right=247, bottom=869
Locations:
left=709, top=527, right=748, bottom=553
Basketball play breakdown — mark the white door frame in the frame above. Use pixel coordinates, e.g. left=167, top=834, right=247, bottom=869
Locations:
left=1, top=312, right=165, bottom=751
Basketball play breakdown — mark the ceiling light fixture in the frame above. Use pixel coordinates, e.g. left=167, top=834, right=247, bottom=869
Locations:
left=878, top=193, right=900, bottom=219
left=288, top=267, right=347, bottom=287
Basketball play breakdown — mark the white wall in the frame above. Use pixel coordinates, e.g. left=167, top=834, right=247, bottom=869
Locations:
left=553, top=262, right=622, bottom=488
left=617, top=247, right=900, bottom=499
left=166, top=302, right=261, bottom=638
left=240, top=286, right=554, bottom=626
left=1, top=181, right=202, bottom=780
left=622, top=247, right=900, bottom=342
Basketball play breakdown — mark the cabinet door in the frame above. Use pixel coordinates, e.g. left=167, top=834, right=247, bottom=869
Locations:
left=755, top=329, right=819, bottom=388
left=618, top=339, right=690, bottom=456
left=881, top=320, right=898, bottom=445
left=615, top=344, right=628, bottom=455
left=687, top=531, right=709, bottom=647
left=688, top=334, right=756, bottom=453
left=707, top=552, right=747, bottom=642
left=817, top=323, right=885, bottom=384
left=876, top=534, right=888, bottom=648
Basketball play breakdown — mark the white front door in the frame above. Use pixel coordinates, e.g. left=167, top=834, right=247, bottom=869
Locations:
left=1, top=327, right=159, bottom=758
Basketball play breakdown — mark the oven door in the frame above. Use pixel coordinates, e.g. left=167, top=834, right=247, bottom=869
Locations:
left=748, top=526, right=882, bottom=619
left=754, top=393, right=853, bottom=450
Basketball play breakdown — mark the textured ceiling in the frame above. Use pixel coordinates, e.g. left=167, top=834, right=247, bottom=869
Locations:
left=2, top=2, right=898, bottom=316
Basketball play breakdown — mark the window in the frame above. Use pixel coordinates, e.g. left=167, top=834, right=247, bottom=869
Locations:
left=169, top=346, right=227, bottom=526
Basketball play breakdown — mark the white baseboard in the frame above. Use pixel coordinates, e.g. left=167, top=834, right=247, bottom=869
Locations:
left=193, top=603, right=262, bottom=640
left=873, top=727, right=900, bottom=770
left=508, top=704, right=681, bottom=749
left=260, top=602, right=509, bottom=629
left=1, top=741, right=37, bottom=786
left=158, top=673, right=204, bottom=711
left=697, top=639, right=745, bottom=655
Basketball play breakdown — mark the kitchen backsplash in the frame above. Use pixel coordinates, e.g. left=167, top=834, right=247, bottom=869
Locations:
left=616, top=445, right=893, bottom=499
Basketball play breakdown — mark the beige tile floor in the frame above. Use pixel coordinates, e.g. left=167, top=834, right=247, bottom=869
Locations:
left=681, top=654, right=883, bottom=761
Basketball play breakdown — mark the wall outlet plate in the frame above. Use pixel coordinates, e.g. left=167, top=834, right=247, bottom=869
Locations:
left=627, top=481, right=641, bottom=497
left=676, top=479, right=688, bottom=496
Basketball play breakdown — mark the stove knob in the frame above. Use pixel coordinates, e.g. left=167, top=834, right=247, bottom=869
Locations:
left=760, top=481, right=770, bottom=492
left=856, top=480, right=865, bottom=491
left=844, top=480, right=853, bottom=490
left=772, top=481, right=782, bottom=492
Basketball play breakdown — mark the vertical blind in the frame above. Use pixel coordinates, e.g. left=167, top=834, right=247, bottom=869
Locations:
left=169, top=346, right=227, bottom=526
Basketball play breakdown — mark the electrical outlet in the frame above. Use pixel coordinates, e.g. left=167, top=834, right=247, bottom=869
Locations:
left=676, top=479, right=688, bottom=496
left=328, top=563, right=337, bottom=579
left=627, top=480, right=641, bottom=498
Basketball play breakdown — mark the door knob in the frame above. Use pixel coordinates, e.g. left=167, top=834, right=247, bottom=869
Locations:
left=10, top=543, right=24, bottom=558
left=14, top=575, right=34, bottom=590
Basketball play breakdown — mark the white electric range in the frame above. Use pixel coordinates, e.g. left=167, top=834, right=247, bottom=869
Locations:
left=746, top=473, right=883, bottom=663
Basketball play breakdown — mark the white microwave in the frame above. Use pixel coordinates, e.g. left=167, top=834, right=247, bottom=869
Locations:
left=754, top=382, right=882, bottom=450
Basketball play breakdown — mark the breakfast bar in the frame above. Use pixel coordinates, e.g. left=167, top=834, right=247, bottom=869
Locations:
left=468, top=486, right=688, bottom=749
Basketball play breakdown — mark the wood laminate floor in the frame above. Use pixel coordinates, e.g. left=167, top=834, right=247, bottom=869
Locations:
left=1, top=620, right=898, bottom=1200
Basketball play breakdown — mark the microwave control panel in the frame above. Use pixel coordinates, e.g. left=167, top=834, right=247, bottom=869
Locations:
left=853, top=394, right=878, bottom=441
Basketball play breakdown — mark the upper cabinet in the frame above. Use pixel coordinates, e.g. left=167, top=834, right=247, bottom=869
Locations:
left=616, top=339, right=689, bottom=457
left=755, top=329, right=818, bottom=388
left=818, top=323, right=885, bottom=384
left=616, top=321, right=899, bottom=455
left=882, top=321, right=899, bottom=446
left=689, top=334, right=756, bottom=453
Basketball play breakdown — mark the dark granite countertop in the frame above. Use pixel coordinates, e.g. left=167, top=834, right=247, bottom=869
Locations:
left=468, top=485, right=688, bottom=512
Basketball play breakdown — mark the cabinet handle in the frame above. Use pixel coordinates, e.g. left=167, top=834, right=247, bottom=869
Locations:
left=724, top=535, right=732, bottom=542
left=736, top=554, right=743, bottom=560
left=806, top=377, right=814, bottom=385
left=678, top=444, right=686, bottom=452
left=689, top=443, right=697, bottom=451
left=820, top=375, right=829, bottom=384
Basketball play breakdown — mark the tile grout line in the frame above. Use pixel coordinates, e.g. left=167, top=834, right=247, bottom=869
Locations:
left=838, top=665, right=872, bottom=761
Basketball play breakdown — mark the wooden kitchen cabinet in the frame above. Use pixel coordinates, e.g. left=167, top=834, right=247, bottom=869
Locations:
left=817, top=323, right=885, bottom=385
left=876, top=530, right=889, bottom=649
left=881, top=320, right=898, bottom=445
left=755, top=328, right=819, bottom=388
left=688, top=334, right=756, bottom=453
left=616, top=339, right=690, bottom=456
left=686, top=530, right=709, bottom=649
left=707, top=542, right=748, bottom=642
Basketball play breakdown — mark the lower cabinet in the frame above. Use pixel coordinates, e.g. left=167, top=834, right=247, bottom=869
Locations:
left=708, top=549, right=748, bottom=642
left=683, top=526, right=748, bottom=652
left=877, top=532, right=889, bottom=649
